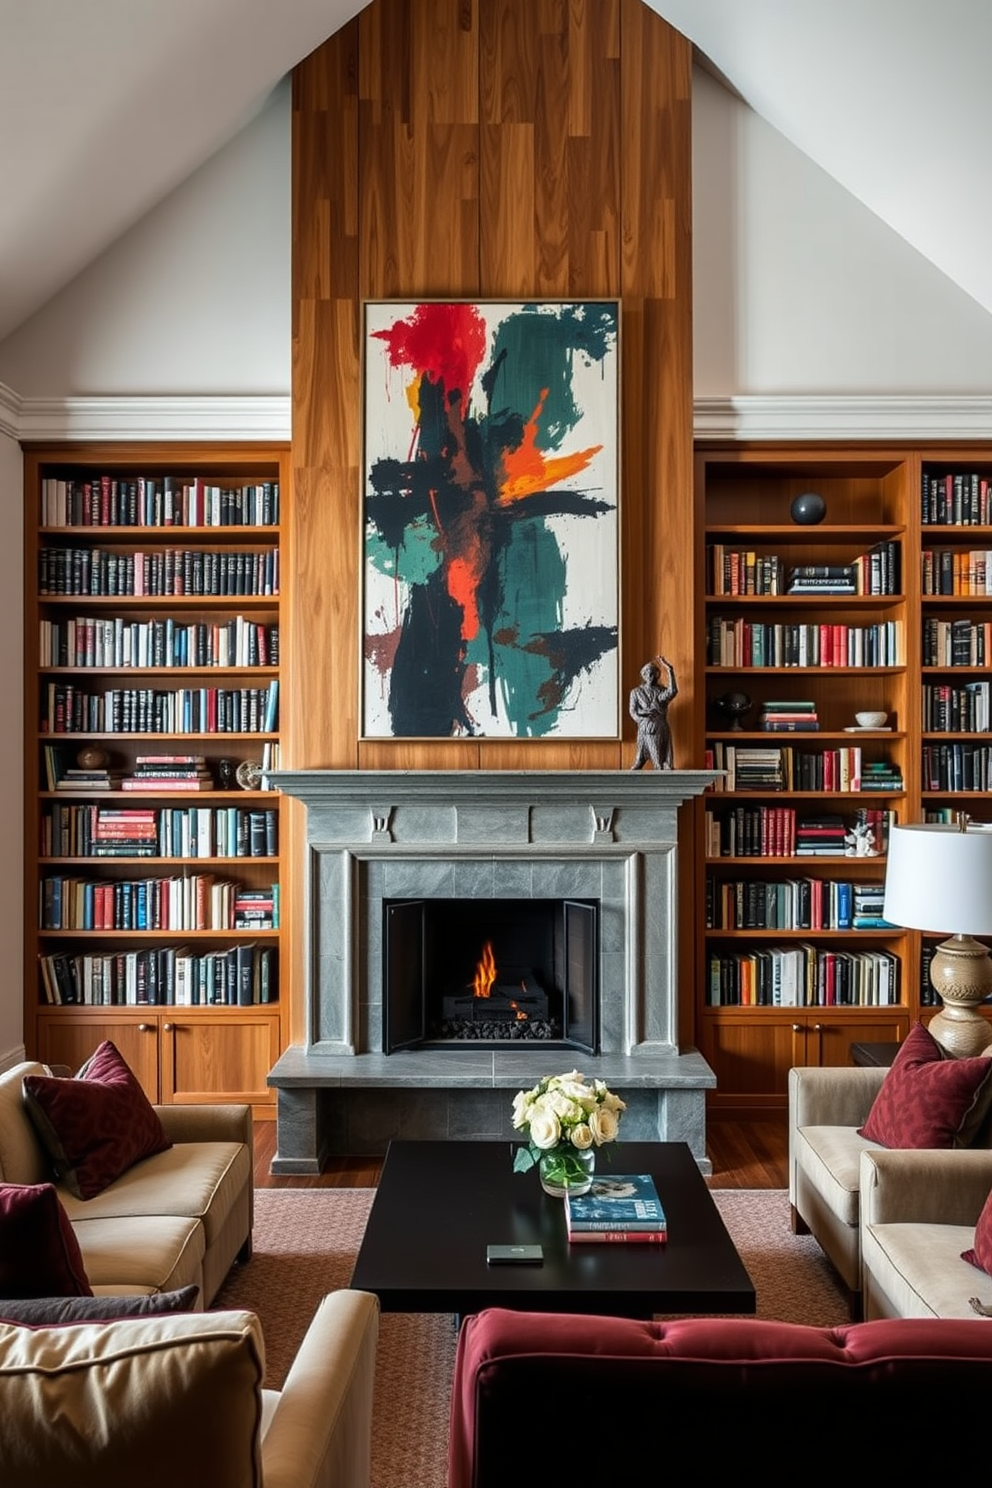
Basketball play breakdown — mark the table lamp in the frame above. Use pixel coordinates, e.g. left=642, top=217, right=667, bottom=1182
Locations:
left=882, top=819, right=992, bottom=1056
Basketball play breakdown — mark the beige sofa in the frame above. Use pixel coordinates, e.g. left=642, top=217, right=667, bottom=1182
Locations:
left=789, top=1062, right=992, bottom=1314
left=0, top=1060, right=252, bottom=1306
left=0, top=1289, right=380, bottom=1488
left=860, top=1146, right=992, bottom=1319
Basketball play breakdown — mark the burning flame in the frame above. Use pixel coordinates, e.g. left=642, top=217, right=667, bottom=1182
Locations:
left=510, top=1001, right=529, bottom=1022
left=473, top=941, right=497, bottom=999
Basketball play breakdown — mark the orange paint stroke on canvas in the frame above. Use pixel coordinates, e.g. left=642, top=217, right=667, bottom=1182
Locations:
left=498, top=388, right=602, bottom=505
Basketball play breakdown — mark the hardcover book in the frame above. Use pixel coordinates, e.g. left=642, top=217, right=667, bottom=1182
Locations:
left=565, top=1173, right=667, bottom=1243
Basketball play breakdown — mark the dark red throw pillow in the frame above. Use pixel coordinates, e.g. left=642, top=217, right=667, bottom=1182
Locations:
left=22, top=1040, right=172, bottom=1200
left=859, top=1021, right=992, bottom=1149
left=0, top=1183, right=92, bottom=1298
left=962, top=1186, right=992, bottom=1275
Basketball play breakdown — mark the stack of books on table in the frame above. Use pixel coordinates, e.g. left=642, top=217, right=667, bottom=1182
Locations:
left=757, top=700, right=819, bottom=732
left=564, top=1173, right=668, bottom=1244
left=120, top=755, right=214, bottom=792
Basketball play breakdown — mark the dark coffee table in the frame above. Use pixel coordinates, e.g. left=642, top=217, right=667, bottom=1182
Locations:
left=350, top=1139, right=755, bottom=1318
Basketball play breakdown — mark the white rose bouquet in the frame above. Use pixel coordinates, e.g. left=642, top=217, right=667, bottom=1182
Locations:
left=511, top=1070, right=626, bottom=1192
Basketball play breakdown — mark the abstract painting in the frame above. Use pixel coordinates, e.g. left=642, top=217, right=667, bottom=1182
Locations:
left=362, top=300, right=619, bottom=739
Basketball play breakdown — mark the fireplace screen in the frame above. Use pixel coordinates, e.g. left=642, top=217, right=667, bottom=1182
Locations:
left=383, top=898, right=598, bottom=1054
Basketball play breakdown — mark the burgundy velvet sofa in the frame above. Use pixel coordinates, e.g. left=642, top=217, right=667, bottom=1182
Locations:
left=448, top=1308, right=992, bottom=1487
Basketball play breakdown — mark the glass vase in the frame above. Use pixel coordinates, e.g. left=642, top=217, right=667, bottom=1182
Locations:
left=538, top=1144, right=595, bottom=1198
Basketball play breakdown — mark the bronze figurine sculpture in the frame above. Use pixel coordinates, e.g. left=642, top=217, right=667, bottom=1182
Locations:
left=629, top=657, right=678, bottom=770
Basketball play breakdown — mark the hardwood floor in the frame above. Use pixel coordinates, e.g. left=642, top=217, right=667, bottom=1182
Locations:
left=252, top=1114, right=788, bottom=1190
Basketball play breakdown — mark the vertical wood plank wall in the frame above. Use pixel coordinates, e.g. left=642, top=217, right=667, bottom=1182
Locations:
left=289, top=0, right=697, bottom=1038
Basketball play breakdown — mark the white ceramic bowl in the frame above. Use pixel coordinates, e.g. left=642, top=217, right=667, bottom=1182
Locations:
left=855, top=711, right=887, bottom=729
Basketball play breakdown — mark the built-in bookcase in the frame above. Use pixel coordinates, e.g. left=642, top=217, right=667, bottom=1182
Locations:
left=24, top=443, right=291, bottom=1112
left=694, top=445, right=992, bottom=1114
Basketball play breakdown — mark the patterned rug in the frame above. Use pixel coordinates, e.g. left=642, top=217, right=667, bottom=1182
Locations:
left=213, top=1187, right=848, bottom=1488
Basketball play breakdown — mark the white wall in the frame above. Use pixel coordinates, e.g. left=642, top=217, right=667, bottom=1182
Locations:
left=0, top=428, right=23, bottom=1068
left=0, top=81, right=290, bottom=397
left=692, top=66, right=992, bottom=395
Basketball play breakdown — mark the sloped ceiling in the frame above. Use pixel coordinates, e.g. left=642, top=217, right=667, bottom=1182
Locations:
left=1, top=0, right=990, bottom=346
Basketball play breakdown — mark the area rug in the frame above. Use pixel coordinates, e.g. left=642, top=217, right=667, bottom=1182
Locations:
left=213, top=1187, right=848, bottom=1488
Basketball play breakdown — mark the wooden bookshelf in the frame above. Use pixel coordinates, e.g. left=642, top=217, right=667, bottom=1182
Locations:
left=24, top=443, right=291, bottom=1114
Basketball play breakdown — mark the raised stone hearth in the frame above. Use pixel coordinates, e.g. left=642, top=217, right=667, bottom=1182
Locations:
left=268, top=770, right=716, bottom=1173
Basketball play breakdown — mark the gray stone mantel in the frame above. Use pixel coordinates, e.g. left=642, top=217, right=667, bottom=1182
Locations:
left=267, top=768, right=717, bottom=1173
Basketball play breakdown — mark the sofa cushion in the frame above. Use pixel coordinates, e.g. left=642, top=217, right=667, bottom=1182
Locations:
left=863, top=1220, right=984, bottom=1319
left=858, top=1021, right=992, bottom=1149
left=791, top=1124, right=876, bottom=1227
left=0, top=1182, right=92, bottom=1299
left=0, top=1286, right=199, bottom=1327
left=0, top=1063, right=50, bottom=1187
left=22, top=1041, right=172, bottom=1199
left=962, top=1184, right=992, bottom=1275
left=72, top=1213, right=205, bottom=1298
left=56, top=1139, right=250, bottom=1251
left=0, top=1309, right=264, bottom=1488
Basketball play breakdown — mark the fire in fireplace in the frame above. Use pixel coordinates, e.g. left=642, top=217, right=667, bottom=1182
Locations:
left=383, top=897, right=598, bottom=1053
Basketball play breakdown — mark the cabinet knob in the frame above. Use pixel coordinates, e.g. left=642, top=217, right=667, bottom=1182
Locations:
left=792, top=1023, right=802, bottom=1032
left=162, top=1022, right=174, bottom=1032
left=813, top=1023, right=823, bottom=1032
left=138, top=1023, right=152, bottom=1032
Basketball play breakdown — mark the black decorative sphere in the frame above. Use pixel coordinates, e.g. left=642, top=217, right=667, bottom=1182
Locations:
left=790, top=491, right=826, bottom=525
left=714, top=692, right=752, bottom=731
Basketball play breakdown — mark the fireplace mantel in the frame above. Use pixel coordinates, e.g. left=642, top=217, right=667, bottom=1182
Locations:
left=268, top=769, right=717, bottom=1173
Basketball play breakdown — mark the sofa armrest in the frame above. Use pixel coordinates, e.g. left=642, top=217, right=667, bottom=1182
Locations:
left=154, top=1103, right=253, bottom=1149
left=789, top=1065, right=886, bottom=1131
left=261, top=1290, right=379, bottom=1488
left=860, top=1146, right=992, bottom=1228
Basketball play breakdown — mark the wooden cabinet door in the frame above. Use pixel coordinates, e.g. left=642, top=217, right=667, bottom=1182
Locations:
left=35, top=1012, right=161, bottom=1102
left=700, top=1014, right=808, bottom=1114
left=160, top=1012, right=280, bottom=1107
left=806, top=1014, right=909, bottom=1069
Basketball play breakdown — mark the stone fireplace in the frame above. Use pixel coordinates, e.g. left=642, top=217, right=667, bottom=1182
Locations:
left=268, top=770, right=716, bottom=1172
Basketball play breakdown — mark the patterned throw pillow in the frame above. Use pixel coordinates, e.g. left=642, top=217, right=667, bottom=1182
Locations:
left=962, top=1186, right=992, bottom=1275
left=0, top=1183, right=92, bottom=1298
left=22, top=1040, right=172, bottom=1200
left=859, top=1021, right=992, bottom=1149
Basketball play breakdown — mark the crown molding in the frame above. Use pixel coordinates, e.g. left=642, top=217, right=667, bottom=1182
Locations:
left=694, top=395, right=992, bottom=442
left=4, top=391, right=992, bottom=446
left=8, top=393, right=292, bottom=443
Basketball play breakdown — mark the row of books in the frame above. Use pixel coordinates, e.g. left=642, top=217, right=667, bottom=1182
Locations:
left=707, top=618, right=903, bottom=669
left=704, top=807, right=896, bottom=860
left=706, top=945, right=901, bottom=1007
left=921, top=743, right=992, bottom=792
left=708, top=742, right=901, bottom=793
left=42, top=680, right=279, bottom=736
left=38, top=943, right=277, bottom=1007
left=921, top=681, right=991, bottom=733
left=39, top=617, right=279, bottom=670
left=564, top=1174, right=667, bottom=1245
left=921, top=471, right=992, bottom=527
left=41, top=476, right=280, bottom=529
left=41, top=804, right=278, bottom=860
left=706, top=542, right=900, bottom=597
left=39, top=874, right=279, bottom=932
left=39, top=546, right=280, bottom=598
left=921, top=548, right=992, bottom=596
left=706, top=877, right=890, bottom=932
left=922, top=618, right=992, bottom=668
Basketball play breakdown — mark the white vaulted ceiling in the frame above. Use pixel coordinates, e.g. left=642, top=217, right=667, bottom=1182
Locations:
left=1, top=0, right=990, bottom=346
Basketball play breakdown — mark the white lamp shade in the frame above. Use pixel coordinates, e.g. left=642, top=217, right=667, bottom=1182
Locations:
left=883, top=823, right=992, bottom=935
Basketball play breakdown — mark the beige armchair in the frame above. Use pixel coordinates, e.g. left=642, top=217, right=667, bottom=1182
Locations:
left=0, top=1289, right=379, bottom=1488
left=860, top=1147, right=992, bottom=1319
left=788, top=1063, right=888, bottom=1312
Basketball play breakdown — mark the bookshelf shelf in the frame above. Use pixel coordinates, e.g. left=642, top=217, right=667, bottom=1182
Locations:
left=25, top=444, right=291, bottom=1113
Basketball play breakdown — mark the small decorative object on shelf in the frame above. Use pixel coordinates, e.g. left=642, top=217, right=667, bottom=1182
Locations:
left=217, top=757, right=235, bottom=790
left=76, top=746, right=110, bottom=770
left=511, top=1070, right=626, bottom=1198
left=790, top=491, right=827, bottom=525
left=854, top=711, right=888, bottom=730
left=629, top=656, right=678, bottom=770
left=714, top=691, right=752, bottom=731
left=844, top=811, right=878, bottom=858
left=236, top=760, right=263, bottom=791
